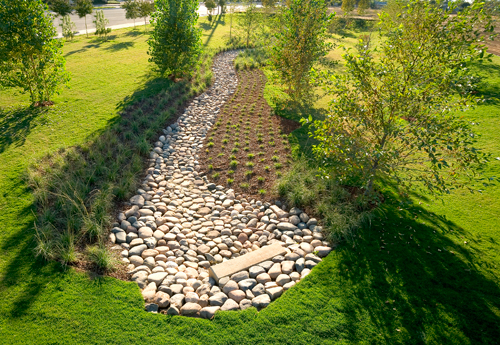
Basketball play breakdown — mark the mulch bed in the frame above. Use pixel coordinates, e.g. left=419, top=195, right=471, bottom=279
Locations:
left=199, top=69, right=300, bottom=201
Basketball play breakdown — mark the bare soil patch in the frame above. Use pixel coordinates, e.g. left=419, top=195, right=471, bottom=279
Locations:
left=200, top=69, right=300, bottom=201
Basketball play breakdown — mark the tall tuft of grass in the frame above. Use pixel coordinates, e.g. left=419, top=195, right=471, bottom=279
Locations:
left=275, top=157, right=372, bottom=244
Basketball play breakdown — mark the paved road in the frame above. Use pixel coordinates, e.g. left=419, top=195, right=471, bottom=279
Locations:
left=52, top=5, right=237, bottom=37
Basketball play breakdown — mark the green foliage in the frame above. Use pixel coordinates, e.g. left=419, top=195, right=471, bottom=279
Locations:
left=341, top=0, right=355, bottom=14
left=74, top=0, right=93, bottom=18
left=276, top=158, right=370, bottom=243
left=60, top=15, right=76, bottom=40
left=357, top=0, right=370, bottom=14
left=269, top=0, right=332, bottom=101
left=121, top=0, right=139, bottom=27
left=74, top=0, right=93, bottom=37
left=148, top=0, right=202, bottom=78
left=49, top=0, right=73, bottom=17
left=137, top=0, right=154, bottom=30
left=0, top=0, right=70, bottom=105
left=93, top=9, right=111, bottom=40
left=237, top=0, right=261, bottom=47
left=86, top=245, right=116, bottom=271
left=311, top=0, right=495, bottom=196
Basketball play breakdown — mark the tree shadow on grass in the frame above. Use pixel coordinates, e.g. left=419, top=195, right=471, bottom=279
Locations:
left=331, top=190, right=500, bottom=344
left=0, top=106, right=49, bottom=154
left=103, top=41, right=135, bottom=52
left=0, top=66, right=192, bottom=319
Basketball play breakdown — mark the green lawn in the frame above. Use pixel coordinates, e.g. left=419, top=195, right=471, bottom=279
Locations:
left=0, top=18, right=499, bottom=344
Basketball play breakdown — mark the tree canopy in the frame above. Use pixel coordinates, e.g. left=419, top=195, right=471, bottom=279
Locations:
left=310, top=0, right=495, bottom=196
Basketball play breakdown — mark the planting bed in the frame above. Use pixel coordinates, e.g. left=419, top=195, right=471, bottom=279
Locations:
left=199, top=69, right=300, bottom=200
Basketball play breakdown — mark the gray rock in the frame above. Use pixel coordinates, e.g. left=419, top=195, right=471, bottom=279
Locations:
left=180, top=302, right=201, bottom=316
left=252, top=294, right=271, bottom=309
left=305, top=260, right=317, bottom=269
left=228, top=290, right=246, bottom=303
left=153, top=291, right=170, bottom=308
left=148, top=272, right=168, bottom=285
left=248, top=266, right=266, bottom=279
left=130, top=195, right=145, bottom=207
left=283, top=281, right=296, bottom=290
left=200, top=306, right=220, bottom=319
left=230, top=271, right=249, bottom=283
left=276, top=274, right=291, bottom=286
left=115, top=231, right=127, bottom=244
left=209, top=292, right=228, bottom=306
left=220, top=298, right=240, bottom=311
left=251, top=283, right=266, bottom=297
left=238, top=279, right=258, bottom=291
left=267, top=286, right=283, bottom=300
left=166, top=305, right=180, bottom=315
left=259, top=261, right=274, bottom=271
left=284, top=252, right=300, bottom=261
left=295, top=258, right=305, bottom=273
left=129, top=244, right=148, bottom=257
left=145, top=303, right=158, bottom=313
left=268, top=263, right=282, bottom=280
left=281, top=261, right=295, bottom=274
left=277, top=222, right=297, bottom=231
left=170, top=293, right=185, bottom=308
left=315, top=246, right=332, bottom=258
left=222, top=280, right=239, bottom=294
left=239, top=299, right=253, bottom=310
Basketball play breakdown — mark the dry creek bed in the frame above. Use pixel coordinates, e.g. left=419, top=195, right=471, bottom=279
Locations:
left=108, top=51, right=333, bottom=319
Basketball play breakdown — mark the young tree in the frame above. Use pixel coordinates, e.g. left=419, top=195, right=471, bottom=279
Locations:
left=218, top=0, right=226, bottom=14
left=357, top=0, right=370, bottom=14
left=341, top=0, right=355, bottom=14
left=310, top=0, right=494, bottom=196
left=74, top=0, right=93, bottom=37
left=237, top=0, right=260, bottom=47
left=0, top=0, right=70, bottom=105
left=122, top=0, right=140, bottom=28
left=148, top=0, right=202, bottom=79
left=49, top=0, right=73, bottom=17
left=269, top=0, right=332, bottom=100
left=60, top=15, right=77, bottom=40
left=93, top=9, right=111, bottom=40
left=72, top=0, right=92, bottom=37
left=137, top=0, right=154, bottom=31
left=205, top=0, right=217, bottom=21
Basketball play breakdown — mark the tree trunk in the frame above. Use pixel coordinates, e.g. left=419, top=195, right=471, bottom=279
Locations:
left=85, top=16, right=88, bottom=37
left=144, top=17, right=147, bottom=31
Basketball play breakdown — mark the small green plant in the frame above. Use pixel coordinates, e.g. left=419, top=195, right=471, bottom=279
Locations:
left=243, top=147, right=250, bottom=151
left=207, top=142, right=214, bottom=147
left=245, top=170, right=253, bottom=177
left=240, top=183, right=249, bottom=189
left=229, top=154, right=236, bottom=160
left=258, top=189, right=267, bottom=195
left=272, top=156, right=279, bottom=162
left=274, top=163, right=282, bottom=169
left=222, top=139, right=228, bottom=144
left=264, top=165, right=270, bottom=171
left=230, top=160, right=239, bottom=168
left=231, top=147, right=239, bottom=153
left=246, top=161, right=255, bottom=168
left=227, top=178, right=234, bottom=184
left=228, top=170, right=235, bottom=175
left=212, top=172, right=220, bottom=179
left=258, top=151, right=265, bottom=156
left=257, top=176, right=265, bottom=182
left=218, top=153, right=225, bottom=157
left=208, top=164, right=213, bottom=170
left=247, top=153, right=255, bottom=159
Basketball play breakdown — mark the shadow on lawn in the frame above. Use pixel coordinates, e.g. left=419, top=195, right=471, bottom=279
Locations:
left=0, top=60, right=203, bottom=318
left=332, top=192, right=500, bottom=344
left=0, top=106, right=49, bottom=154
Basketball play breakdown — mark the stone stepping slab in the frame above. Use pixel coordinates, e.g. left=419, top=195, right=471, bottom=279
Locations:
left=209, top=242, right=286, bottom=281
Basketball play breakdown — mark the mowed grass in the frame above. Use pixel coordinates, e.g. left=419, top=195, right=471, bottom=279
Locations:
left=0, top=18, right=499, bottom=345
